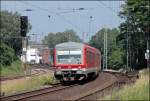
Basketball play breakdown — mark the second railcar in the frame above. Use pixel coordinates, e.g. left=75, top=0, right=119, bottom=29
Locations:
left=54, top=42, right=101, bottom=81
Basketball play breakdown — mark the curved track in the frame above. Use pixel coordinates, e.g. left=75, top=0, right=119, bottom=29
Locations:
left=73, top=70, right=138, bottom=100
left=0, top=83, right=77, bottom=101
left=0, top=71, right=138, bottom=101
left=0, top=72, right=117, bottom=100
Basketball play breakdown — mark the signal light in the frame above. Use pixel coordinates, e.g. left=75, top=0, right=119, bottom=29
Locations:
left=20, top=16, right=28, bottom=37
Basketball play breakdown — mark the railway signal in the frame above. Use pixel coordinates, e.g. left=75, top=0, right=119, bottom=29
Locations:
left=20, top=16, right=28, bottom=76
left=20, top=16, right=28, bottom=37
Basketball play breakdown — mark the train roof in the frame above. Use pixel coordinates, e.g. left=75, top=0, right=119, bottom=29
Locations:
left=55, top=42, right=84, bottom=49
left=55, top=42, right=101, bottom=54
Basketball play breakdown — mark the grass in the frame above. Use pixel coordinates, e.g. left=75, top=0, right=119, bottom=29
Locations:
left=1, top=60, right=24, bottom=77
left=1, top=60, right=59, bottom=95
left=102, top=68, right=150, bottom=100
left=1, top=73, right=59, bottom=95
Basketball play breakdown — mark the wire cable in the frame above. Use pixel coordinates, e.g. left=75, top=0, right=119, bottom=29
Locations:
left=97, top=1, right=118, bottom=14
left=18, top=1, right=84, bottom=33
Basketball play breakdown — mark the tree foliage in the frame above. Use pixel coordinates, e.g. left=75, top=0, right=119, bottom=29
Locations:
left=0, top=10, right=32, bottom=55
left=43, top=29, right=81, bottom=48
left=0, top=10, right=32, bottom=66
left=89, top=28, right=124, bottom=69
left=0, top=43, right=16, bottom=66
left=108, top=48, right=125, bottom=70
left=117, top=0, right=149, bottom=70
left=42, top=29, right=81, bottom=63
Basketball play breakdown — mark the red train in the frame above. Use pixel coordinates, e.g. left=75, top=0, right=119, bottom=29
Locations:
left=54, top=42, right=101, bottom=82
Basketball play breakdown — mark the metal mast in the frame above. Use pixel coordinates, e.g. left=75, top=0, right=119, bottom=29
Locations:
left=103, top=27, right=107, bottom=70
left=105, top=28, right=108, bottom=70
left=103, top=28, right=106, bottom=70
left=89, top=16, right=93, bottom=41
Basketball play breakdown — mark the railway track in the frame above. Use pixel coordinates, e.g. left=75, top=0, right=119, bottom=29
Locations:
left=0, top=72, right=116, bottom=100
left=72, top=81, right=118, bottom=101
left=0, top=71, right=138, bottom=101
left=0, top=83, right=78, bottom=101
left=0, top=66, right=48, bottom=81
left=32, top=64, right=54, bottom=70
left=71, top=71, right=139, bottom=100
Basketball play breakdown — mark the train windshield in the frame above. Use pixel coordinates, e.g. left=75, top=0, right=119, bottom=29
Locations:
left=57, top=50, right=82, bottom=64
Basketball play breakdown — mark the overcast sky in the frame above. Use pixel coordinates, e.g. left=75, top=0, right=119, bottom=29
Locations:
left=1, top=1, right=124, bottom=42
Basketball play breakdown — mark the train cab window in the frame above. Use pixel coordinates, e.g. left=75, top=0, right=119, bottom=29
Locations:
left=56, top=50, right=82, bottom=64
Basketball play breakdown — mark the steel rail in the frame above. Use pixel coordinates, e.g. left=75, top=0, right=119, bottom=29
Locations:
left=72, top=81, right=118, bottom=101
left=0, top=70, right=138, bottom=101
left=0, top=83, right=78, bottom=101
left=70, top=71, right=138, bottom=101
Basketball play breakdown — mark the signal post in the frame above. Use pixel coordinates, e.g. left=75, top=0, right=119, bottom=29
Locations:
left=20, top=16, right=28, bottom=75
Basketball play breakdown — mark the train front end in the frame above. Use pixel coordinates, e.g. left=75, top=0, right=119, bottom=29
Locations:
left=54, top=42, right=85, bottom=82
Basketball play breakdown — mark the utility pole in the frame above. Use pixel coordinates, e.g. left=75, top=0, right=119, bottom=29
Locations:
left=103, top=27, right=107, bottom=70
left=126, top=8, right=130, bottom=71
left=103, top=28, right=105, bottom=70
left=105, top=28, right=108, bottom=70
left=129, top=31, right=132, bottom=71
left=145, top=27, right=149, bottom=69
left=82, top=32, right=85, bottom=43
left=126, top=22, right=129, bottom=71
left=22, top=37, right=27, bottom=75
left=89, top=16, right=93, bottom=41
left=20, top=16, right=28, bottom=76
left=24, top=9, right=32, bottom=76
left=139, top=5, right=150, bottom=68
left=68, top=32, right=70, bottom=42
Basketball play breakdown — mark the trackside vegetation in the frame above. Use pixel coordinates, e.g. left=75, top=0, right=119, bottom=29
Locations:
left=1, top=60, right=24, bottom=77
left=1, top=74, right=58, bottom=95
left=102, top=68, right=149, bottom=100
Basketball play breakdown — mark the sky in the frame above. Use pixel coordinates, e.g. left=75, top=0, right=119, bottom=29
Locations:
left=1, top=1, right=124, bottom=42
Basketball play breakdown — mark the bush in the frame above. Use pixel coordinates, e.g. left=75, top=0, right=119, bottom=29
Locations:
left=0, top=43, right=16, bottom=66
left=108, top=48, right=125, bottom=70
left=102, top=68, right=149, bottom=100
left=1, top=60, right=23, bottom=76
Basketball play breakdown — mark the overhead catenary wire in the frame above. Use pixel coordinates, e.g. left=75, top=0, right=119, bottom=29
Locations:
left=97, top=1, right=118, bottom=15
left=18, top=1, right=84, bottom=35
left=97, top=1, right=124, bottom=70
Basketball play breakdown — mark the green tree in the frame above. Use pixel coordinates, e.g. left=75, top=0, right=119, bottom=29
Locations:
left=42, top=29, right=81, bottom=63
left=0, top=10, right=32, bottom=66
left=89, top=28, right=120, bottom=53
left=0, top=10, right=32, bottom=55
left=89, top=28, right=124, bottom=69
left=108, top=48, right=125, bottom=70
left=0, top=43, right=16, bottom=66
left=117, top=0, right=149, bottom=70
left=43, top=29, right=81, bottom=48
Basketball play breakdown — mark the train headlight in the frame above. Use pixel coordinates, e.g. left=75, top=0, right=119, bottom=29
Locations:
left=77, top=70, right=82, bottom=74
left=56, top=71, right=62, bottom=75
